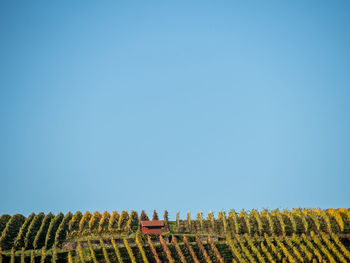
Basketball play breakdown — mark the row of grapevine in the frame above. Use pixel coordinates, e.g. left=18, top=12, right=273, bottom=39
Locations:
left=0, top=210, right=171, bottom=251
left=1, top=233, right=350, bottom=263
left=224, top=231, right=350, bottom=262
left=176, top=208, right=350, bottom=236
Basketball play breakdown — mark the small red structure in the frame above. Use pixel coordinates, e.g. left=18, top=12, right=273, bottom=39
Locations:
left=141, top=220, right=164, bottom=234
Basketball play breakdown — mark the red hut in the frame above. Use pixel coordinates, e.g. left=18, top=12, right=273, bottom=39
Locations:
left=141, top=220, right=164, bottom=234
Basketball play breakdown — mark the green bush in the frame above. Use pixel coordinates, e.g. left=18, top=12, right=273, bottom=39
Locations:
left=0, top=214, right=26, bottom=250
left=89, top=212, right=101, bottom=233
left=44, top=213, right=64, bottom=248
left=69, top=212, right=82, bottom=232
left=79, top=212, right=92, bottom=233
left=54, top=212, right=72, bottom=245
left=34, top=213, right=54, bottom=249
left=14, top=213, right=35, bottom=249
left=25, top=213, right=45, bottom=249
left=0, top=215, right=11, bottom=236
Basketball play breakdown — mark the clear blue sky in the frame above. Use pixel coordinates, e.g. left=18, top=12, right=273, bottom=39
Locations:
left=1, top=1, right=349, bottom=219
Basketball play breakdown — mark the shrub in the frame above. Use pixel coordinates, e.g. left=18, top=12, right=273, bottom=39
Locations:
left=208, top=236, right=225, bottom=263
left=67, top=252, right=73, bottom=263
left=40, top=246, right=46, bottom=263
left=10, top=248, right=15, bottom=263
left=45, top=213, right=64, bottom=248
left=118, top=211, right=129, bottom=231
left=228, top=210, right=239, bottom=234
left=123, top=238, right=136, bottom=263
left=87, top=240, right=98, bottom=263
left=21, top=247, right=25, bottom=263
left=140, top=210, right=149, bottom=221
left=89, top=212, right=101, bottom=233
left=33, top=213, right=54, bottom=249
left=172, top=236, right=186, bottom=263
left=152, top=210, right=159, bottom=221
left=195, top=234, right=212, bottom=263
left=98, top=211, right=110, bottom=233
left=0, top=215, right=11, bottom=236
left=108, top=211, right=120, bottom=232
left=207, top=211, right=215, bottom=233
left=196, top=212, right=203, bottom=231
left=183, top=235, right=200, bottom=263
left=30, top=250, right=35, bottom=263
left=77, top=241, right=85, bottom=263
left=79, top=212, right=92, bottom=234
left=52, top=244, right=58, bottom=263
left=111, top=238, right=124, bottom=263
left=14, top=213, right=35, bottom=249
left=160, top=235, right=174, bottom=263
left=0, top=214, right=26, bottom=249
left=136, top=233, right=149, bottom=263
left=69, top=211, right=83, bottom=232
left=187, top=212, right=192, bottom=232
left=54, top=212, right=72, bottom=245
left=164, top=210, right=169, bottom=231
left=147, top=235, right=161, bottom=263
left=129, top=210, right=139, bottom=232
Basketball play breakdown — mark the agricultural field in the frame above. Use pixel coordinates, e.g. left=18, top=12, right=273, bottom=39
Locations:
left=0, top=208, right=349, bottom=262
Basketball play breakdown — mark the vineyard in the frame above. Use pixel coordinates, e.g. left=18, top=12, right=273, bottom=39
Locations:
left=0, top=208, right=349, bottom=262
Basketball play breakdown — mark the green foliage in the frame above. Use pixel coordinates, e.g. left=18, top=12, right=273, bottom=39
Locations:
left=30, top=250, right=35, bottom=263
left=79, top=212, right=92, bottom=234
left=67, top=252, right=73, bottom=263
left=0, top=214, right=26, bottom=250
left=118, top=211, right=129, bottom=230
left=54, top=212, right=72, bottom=245
left=123, top=238, right=136, bottom=263
left=207, top=211, right=215, bottom=233
left=45, top=213, right=64, bottom=248
left=196, top=212, right=203, bottom=231
left=40, top=246, right=46, bottom=263
left=14, top=213, right=35, bottom=249
left=10, top=248, right=15, bottom=263
left=77, top=241, right=85, bottom=263
left=87, top=240, right=98, bottom=263
left=100, top=238, right=111, bottom=263
left=136, top=233, right=149, bottom=263
left=111, top=238, right=124, bottom=263
left=187, top=212, right=192, bottom=231
left=69, top=211, right=83, bottom=232
left=52, top=244, right=57, bottom=263
left=129, top=210, right=139, bottom=232
left=98, top=211, right=110, bottom=233
left=140, top=210, right=149, bottom=221
left=21, top=247, right=25, bottom=263
left=152, top=210, right=159, bottom=221
left=25, top=213, right=45, bottom=249
left=176, top=212, right=180, bottom=231
left=0, top=247, right=2, bottom=263
left=34, top=213, right=54, bottom=249
left=164, top=210, right=169, bottom=231
left=108, top=211, right=120, bottom=232
left=0, top=215, right=11, bottom=236
left=89, top=212, right=101, bottom=233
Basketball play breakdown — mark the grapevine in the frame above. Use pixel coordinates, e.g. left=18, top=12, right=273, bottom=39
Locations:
left=111, top=238, right=124, bottom=263
left=147, top=235, right=161, bottom=263
left=172, top=236, right=187, bottom=263
left=123, top=238, right=136, bottom=263
left=183, top=235, right=200, bottom=263
left=208, top=236, right=224, bottom=263
left=195, top=235, right=212, bottom=263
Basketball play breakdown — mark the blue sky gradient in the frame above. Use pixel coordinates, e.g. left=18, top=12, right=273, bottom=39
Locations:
left=1, top=1, right=349, bottom=218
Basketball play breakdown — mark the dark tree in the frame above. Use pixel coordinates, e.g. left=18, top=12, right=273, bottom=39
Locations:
left=152, top=210, right=159, bottom=221
left=140, top=210, right=149, bottom=221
